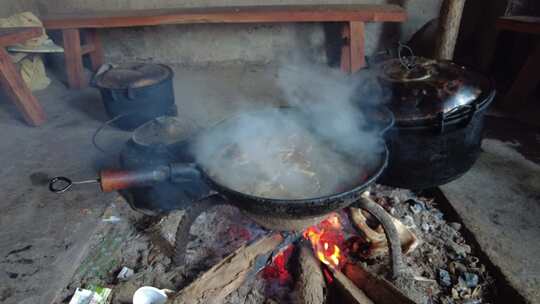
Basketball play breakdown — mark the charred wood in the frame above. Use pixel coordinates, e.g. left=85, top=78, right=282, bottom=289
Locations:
left=330, top=266, right=374, bottom=304
left=295, top=241, right=327, bottom=304
left=172, top=233, right=283, bottom=304
left=343, top=263, right=416, bottom=304
left=349, top=207, right=418, bottom=258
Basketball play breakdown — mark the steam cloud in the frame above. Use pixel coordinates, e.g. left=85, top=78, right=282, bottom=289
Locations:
left=192, top=60, right=387, bottom=200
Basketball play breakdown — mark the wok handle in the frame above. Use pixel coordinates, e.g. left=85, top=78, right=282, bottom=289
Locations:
left=49, top=163, right=201, bottom=193
left=99, top=166, right=170, bottom=192
left=100, top=163, right=200, bottom=192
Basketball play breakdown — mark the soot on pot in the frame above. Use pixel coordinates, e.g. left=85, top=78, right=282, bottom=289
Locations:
left=192, top=61, right=387, bottom=200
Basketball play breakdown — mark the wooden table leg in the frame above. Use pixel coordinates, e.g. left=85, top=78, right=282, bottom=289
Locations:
left=87, top=29, right=104, bottom=72
left=62, top=28, right=86, bottom=89
left=0, top=48, right=46, bottom=126
left=340, top=22, right=351, bottom=73
left=340, top=21, right=366, bottom=74
left=349, top=21, right=366, bottom=72
left=504, top=39, right=540, bottom=107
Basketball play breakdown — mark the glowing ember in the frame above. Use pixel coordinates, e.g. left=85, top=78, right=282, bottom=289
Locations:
left=262, top=245, right=294, bottom=285
left=303, top=213, right=345, bottom=269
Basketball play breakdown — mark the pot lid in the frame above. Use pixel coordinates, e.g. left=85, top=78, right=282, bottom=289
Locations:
left=94, top=63, right=172, bottom=89
left=377, top=57, right=492, bottom=125
left=133, top=116, right=201, bottom=146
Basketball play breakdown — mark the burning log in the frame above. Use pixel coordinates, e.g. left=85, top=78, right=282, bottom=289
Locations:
left=349, top=207, right=418, bottom=258
left=172, top=233, right=284, bottom=304
left=343, top=263, right=415, bottom=304
left=295, top=241, right=327, bottom=304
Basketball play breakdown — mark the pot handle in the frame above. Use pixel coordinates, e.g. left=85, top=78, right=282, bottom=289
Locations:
left=126, top=82, right=137, bottom=100
left=90, top=63, right=115, bottom=88
left=49, top=163, right=201, bottom=193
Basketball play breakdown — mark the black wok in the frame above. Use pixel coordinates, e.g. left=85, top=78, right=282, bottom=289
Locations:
left=49, top=107, right=391, bottom=221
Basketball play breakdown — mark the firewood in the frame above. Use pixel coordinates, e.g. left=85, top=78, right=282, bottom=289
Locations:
left=353, top=193, right=404, bottom=279
left=330, top=266, right=374, bottom=304
left=295, top=242, right=326, bottom=304
left=434, top=0, right=466, bottom=60
left=172, top=233, right=283, bottom=304
left=349, top=207, right=419, bottom=257
left=343, top=263, right=416, bottom=304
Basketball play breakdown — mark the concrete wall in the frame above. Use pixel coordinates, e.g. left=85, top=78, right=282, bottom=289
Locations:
left=1, top=0, right=442, bottom=65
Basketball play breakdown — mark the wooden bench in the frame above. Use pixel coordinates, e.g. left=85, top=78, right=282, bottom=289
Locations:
left=496, top=16, right=540, bottom=106
left=42, top=5, right=407, bottom=89
left=0, top=27, right=46, bottom=126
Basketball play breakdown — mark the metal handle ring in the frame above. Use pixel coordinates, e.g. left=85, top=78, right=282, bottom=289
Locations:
left=398, top=42, right=416, bottom=70
left=49, top=176, right=73, bottom=193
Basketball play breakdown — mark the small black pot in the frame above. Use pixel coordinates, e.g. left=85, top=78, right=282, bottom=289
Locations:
left=93, top=63, right=177, bottom=130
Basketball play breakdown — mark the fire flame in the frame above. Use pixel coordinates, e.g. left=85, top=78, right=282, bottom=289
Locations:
left=303, top=213, right=345, bottom=269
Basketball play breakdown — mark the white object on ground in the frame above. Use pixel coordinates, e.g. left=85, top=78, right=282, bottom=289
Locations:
left=102, top=215, right=122, bottom=223
left=133, top=286, right=168, bottom=304
left=117, top=266, right=134, bottom=281
left=69, top=287, right=112, bottom=304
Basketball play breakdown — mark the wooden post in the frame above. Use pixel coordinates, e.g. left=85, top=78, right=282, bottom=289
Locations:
left=434, top=0, right=466, bottom=60
left=0, top=48, right=46, bottom=126
left=87, top=29, right=104, bottom=72
left=62, top=29, right=86, bottom=89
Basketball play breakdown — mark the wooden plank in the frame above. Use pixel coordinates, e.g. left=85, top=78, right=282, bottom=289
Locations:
left=43, top=5, right=407, bottom=29
left=62, top=29, right=86, bottom=89
left=349, top=21, right=365, bottom=72
left=87, top=29, right=104, bottom=71
left=0, top=48, right=46, bottom=126
left=0, top=27, right=42, bottom=46
left=497, top=16, right=540, bottom=35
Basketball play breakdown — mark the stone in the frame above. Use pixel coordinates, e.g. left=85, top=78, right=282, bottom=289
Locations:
left=449, top=261, right=467, bottom=275
left=449, top=222, right=462, bottom=231
left=439, top=269, right=452, bottom=287
left=460, top=272, right=479, bottom=289
left=447, top=240, right=471, bottom=257
left=421, top=222, right=431, bottom=232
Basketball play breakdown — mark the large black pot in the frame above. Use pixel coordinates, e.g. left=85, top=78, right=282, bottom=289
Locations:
left=372, top=57, right=495, bottom=189
left=93, top=63, right=177, bottom=130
